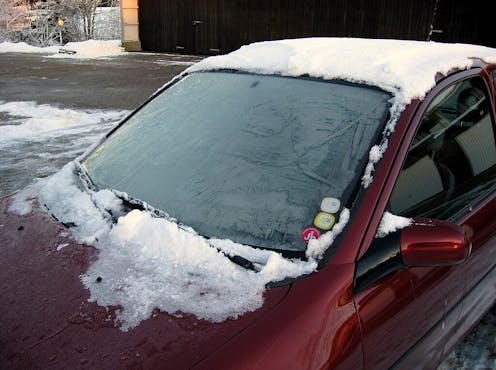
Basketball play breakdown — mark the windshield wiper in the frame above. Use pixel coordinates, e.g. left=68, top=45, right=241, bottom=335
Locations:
left=111, top=193, right=261, bottom=271
left=74, top=160, right=96, bottom=192
left=224, top=254, right=258, bottom=271
left=74, top=161, right=261, bottom=272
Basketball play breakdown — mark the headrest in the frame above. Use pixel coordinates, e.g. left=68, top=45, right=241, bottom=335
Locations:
left=457, top=87, right=485, bottom=122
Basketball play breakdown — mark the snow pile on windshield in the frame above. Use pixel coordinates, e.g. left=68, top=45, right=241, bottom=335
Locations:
left=0, top=39, right=124, bottom=59
left=10, top=163, right=329, bottom=330
left=306, top=208, right=350, bottom=259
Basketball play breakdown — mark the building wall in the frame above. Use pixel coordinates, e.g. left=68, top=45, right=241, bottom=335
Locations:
left=121, top=0, right=141, bottom=51
left=137, top=0, right=495, bottom=55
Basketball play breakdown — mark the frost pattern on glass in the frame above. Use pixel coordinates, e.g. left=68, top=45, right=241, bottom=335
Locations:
left=84, top=72, right=390, bottom=250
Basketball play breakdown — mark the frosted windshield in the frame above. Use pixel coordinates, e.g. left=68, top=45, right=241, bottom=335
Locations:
left=83, top=72, right=390, bottom=251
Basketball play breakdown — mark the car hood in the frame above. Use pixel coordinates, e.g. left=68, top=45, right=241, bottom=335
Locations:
left=0, top=195, right=290, bottom=369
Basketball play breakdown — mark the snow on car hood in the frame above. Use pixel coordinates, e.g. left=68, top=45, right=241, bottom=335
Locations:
left=9, top=162, right=347, bottom=331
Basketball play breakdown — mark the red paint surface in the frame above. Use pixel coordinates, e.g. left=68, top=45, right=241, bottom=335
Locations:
left=0, top=198, right=290, bottom=369
left=400, top=219, right=470, bottom=267
left=355, top=66, right=496, bottom=369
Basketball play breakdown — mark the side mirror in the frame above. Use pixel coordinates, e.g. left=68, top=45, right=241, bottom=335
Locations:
left=400, top=219, right=471, bottom=267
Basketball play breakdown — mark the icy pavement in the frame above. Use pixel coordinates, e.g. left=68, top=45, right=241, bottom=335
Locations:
left=0, top=51, right=201, bottom=196
left=438, top=306, right=496, bottom=369
left=0, top=101, right=127, bottom=196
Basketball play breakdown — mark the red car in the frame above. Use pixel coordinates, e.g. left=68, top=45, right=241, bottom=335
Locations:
left=2, top=38, right=496, bottom=369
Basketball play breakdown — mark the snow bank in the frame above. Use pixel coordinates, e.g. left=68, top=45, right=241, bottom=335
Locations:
left=0, top=101, right=126, bottom=146
left=0, top=40, right=124, bottom=59
left=10, top=162, right=329, bottom=330
left=50, top=39, right=125, bottom=59
left=0, top=42, right=58, bottom=54
left=0, top=101, right=127, bottom=199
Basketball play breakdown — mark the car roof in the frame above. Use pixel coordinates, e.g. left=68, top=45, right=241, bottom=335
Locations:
left=187, top=38, right=496, bottom=105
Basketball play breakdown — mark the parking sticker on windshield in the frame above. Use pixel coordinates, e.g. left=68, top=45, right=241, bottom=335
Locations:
left=301, top=227, right=321, bottom=243
left=313, top=212, right=336, bottom=230
left=320, top=197, right=340, bottom=213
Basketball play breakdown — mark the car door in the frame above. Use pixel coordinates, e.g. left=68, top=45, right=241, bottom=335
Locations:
left=443, top=66, right=496, bottom=355
left=353, top=69, right=496, bottom=369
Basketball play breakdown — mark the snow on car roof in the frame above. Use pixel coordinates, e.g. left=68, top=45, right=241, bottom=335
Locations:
left=189, top=38, right=496, bottom=189
left=188, top=37, right=496, bottom=104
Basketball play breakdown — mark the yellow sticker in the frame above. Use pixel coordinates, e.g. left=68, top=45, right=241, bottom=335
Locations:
left=313, top=212, right=335, bottom=230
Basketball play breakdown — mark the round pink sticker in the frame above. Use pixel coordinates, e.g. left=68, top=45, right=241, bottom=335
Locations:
left=301, top=227, right=321, bottom=243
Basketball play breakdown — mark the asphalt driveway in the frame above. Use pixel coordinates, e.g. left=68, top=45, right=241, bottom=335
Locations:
left=0, top=52, right=202, bottom=110
left=0, top=51, right=202, bottom=197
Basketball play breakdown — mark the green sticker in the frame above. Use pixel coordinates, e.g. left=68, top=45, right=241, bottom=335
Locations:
left=313, top=212, right=335, bottom=230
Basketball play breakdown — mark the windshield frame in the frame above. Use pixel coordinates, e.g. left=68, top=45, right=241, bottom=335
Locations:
left=77, top=70, right=392, bottom=259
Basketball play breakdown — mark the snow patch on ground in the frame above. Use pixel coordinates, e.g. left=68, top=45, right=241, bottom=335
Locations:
left=0, top=101, right=127, bottom=197
left=50, top=40, right=125, bottom=59
left=0, top=101, right=125, bottom=144
left=438, top=306, right=496, bottom=369
left=0, top=40, right=124, bottom=59
left=153, top=59, right=197, bottom=67
left=0, top=42, right=59, bottom=54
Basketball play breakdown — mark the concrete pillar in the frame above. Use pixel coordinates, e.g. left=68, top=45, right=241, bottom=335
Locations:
left=121, top=0, right=141, bottom=51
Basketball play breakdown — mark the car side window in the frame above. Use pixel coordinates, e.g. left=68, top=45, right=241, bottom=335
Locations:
left=389, top=76, right=496, bottom=221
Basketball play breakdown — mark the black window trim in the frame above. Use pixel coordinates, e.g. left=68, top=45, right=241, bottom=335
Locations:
left=388, top=69, right=496, bottom=221
left=353, top=67, right=496, bottom=292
